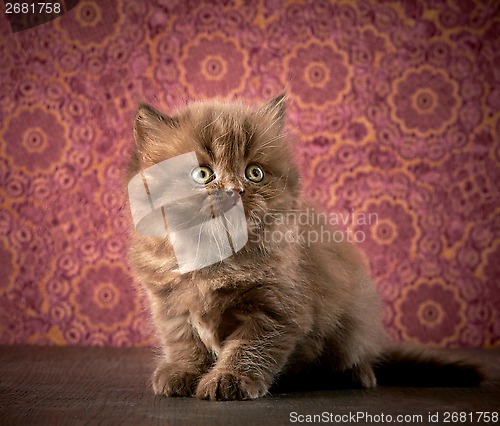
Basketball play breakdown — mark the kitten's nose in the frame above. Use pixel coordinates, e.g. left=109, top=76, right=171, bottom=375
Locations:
left=225, top=188, right=244, bottom=201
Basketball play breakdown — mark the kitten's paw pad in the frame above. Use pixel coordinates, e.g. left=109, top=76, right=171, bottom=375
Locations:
left=195, top=371, right=268, bottom=401
left=153, top=364, right=200, bottom=397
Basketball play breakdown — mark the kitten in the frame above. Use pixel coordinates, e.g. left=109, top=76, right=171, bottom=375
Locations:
left=126, top=95, right=483, bottom=401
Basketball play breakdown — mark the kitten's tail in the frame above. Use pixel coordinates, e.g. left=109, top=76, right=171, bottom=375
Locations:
left=373, top=344, right=485, bottom=387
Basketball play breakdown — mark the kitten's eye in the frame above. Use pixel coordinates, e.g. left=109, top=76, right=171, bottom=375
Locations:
left=191, top=166, right=215, bottom=185
left=245, top=164, right=264, bottom=183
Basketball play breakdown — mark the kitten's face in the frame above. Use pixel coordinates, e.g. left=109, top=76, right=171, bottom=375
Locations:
left=129, top=96, right=299, bottom=233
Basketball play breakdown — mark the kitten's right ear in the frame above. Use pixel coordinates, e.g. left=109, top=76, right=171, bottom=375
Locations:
left=128, top=104, right=179, bottom=176
left=133, top=103, right=178, bottom=149
left=260, top=93, right=286, bottom=133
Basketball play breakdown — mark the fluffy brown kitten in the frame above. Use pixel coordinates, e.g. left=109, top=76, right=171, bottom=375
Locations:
left=126, top=95, right=482, bottom=401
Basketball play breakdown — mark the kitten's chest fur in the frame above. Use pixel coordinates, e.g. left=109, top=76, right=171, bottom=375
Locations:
left=187, top=288, right=245, bottom=360
left=189, top=312, right=220, bottom=359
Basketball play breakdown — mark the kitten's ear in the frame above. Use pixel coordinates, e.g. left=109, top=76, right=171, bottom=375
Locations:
left=260, top=93, right=286, bottom=132
left=129, top=104, right=179, bottom=174
left=133, top=103, right=178, bottom=149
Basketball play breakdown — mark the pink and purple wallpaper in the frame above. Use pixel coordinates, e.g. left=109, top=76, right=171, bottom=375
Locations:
left=0, top=0, right=499, bottom=347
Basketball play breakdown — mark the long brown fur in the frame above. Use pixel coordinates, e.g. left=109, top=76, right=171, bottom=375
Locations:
left=126, top=95, right=483, bottom=401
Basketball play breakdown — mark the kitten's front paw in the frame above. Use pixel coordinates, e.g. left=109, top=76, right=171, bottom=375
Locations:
left=195, top=370, right=269, bottom=401
left=153, top=364, right=200, bottom=397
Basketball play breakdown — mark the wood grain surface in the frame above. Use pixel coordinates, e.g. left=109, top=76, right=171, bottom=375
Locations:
left=0, top=346, right=498, bottom=426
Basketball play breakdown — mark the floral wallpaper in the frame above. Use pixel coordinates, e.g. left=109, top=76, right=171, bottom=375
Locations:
left=0, top=0, right=499, bottom=347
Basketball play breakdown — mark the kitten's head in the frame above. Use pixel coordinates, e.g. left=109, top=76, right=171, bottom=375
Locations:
left=128, top=95, right=300, bottom=229
left=127, top=95, right=300, bottom=272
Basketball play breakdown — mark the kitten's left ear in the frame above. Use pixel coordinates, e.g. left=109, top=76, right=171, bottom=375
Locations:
left=261, top=93, right=286, bottom=132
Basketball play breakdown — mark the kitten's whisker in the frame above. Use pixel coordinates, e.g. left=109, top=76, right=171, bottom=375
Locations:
left=192, top=220, right=204, bottom=267
left=210, top=221, right=224, bottom=263
left=261, top=165, right=294, bottom=201
left=260, top=183, right=288, bottom=201
left=219, top=212, right=232, bottom=235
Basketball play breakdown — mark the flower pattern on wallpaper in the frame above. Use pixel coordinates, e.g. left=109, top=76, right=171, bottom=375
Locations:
left=3, top=107, right=68, bottom=172
left=55, top=0, right=121, bottom=48
left=285, top=41, right=350, bottom=107
left=181, top=34, right=249, bottom=98
left=391, top=67, right=459, bottom=136
left=0, top=0, right=499, bottom=347
left=73, top=262, right=137, bottom=328
left=397, top=279, right=465, bottom=346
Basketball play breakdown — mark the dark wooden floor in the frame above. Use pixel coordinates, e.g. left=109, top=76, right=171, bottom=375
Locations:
left=0, top=346, right=498, bottom=426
